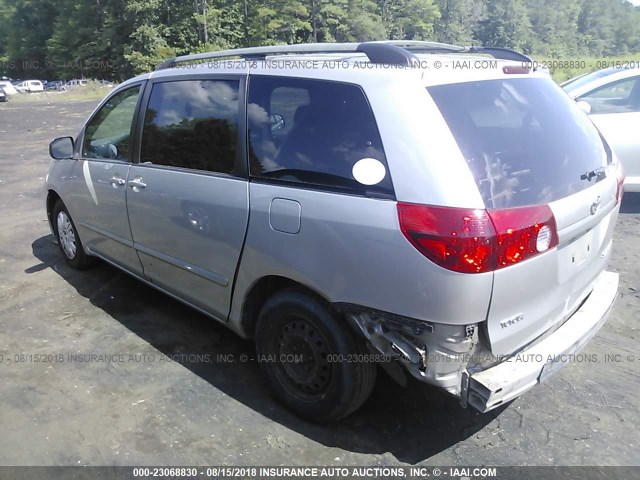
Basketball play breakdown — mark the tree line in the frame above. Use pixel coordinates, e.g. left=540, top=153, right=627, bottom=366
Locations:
left=0, top=0, right=639, bottom=81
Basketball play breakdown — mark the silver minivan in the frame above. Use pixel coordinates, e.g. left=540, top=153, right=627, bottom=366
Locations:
left=46, top=41, right=622, bottom=422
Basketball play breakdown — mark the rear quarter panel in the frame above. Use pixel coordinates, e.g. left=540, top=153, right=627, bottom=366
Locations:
left=229, top=182, right=493, bottom=334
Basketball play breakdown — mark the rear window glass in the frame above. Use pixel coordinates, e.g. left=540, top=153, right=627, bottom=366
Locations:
left=428, top=78, right=608, bottom=208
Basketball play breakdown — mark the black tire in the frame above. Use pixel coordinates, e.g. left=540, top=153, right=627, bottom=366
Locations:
left=52, top=199, right=95, bottom=269
left=255, top=289, right=377, bottom=422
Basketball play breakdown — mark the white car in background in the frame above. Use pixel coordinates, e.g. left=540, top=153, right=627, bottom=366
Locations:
left=14, top=80, right=44, bottom=93
left=564, top=67, right=640, bottom=192
left=0, top=80, right=18, bottom=95
left=66, top=79, right=89, bottom=88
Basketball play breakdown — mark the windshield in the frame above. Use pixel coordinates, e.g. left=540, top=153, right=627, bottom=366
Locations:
left=562, top=68, right=623, bottom=95
left=429, top=78, right=608, bottom=209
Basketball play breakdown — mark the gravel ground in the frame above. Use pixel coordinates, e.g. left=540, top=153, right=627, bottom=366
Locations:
left=0, top=99, right=639, bottom=467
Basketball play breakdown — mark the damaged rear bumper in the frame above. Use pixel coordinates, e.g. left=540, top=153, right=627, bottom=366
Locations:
left=341, top=270, right=619, bottom=413
left=466, top=270, right=619, bottom=412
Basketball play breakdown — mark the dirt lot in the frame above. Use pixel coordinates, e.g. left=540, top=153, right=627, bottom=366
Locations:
left=0, top=99, right=639, bottom=467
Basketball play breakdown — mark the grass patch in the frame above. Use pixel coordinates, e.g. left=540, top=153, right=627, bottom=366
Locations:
left=8, top=81, right=115, bottom=104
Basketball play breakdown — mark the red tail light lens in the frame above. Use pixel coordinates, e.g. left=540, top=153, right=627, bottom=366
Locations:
left=397, top=203, right=558, bottom=274
left=488, top=205, right=558, bottom=268
left=397, top=204, right=495, bottom=273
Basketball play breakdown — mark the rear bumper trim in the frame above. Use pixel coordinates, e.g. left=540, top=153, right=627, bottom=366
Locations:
left=467, top=270, right=619, bottom=413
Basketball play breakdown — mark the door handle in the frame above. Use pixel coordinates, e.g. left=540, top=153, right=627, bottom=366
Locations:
left=110, top=176, right=126, bottom=187
left=128, top=177, right=147, bottom=190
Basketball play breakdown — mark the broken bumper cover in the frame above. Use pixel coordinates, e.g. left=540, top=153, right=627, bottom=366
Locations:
left=466, top=270, right=619, bottom=413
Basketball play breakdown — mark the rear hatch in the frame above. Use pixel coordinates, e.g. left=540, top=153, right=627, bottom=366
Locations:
left=428, top=77, right=621, bottom=356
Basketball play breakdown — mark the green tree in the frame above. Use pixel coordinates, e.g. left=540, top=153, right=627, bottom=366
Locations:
left=244, top=0, right=311, bottom=46
left=474, top=0, right=531, bottom=51
left=524, top=0, right=581, bottom=56
left=193, top=0, right=245, bottom=50
left=3, top=0, right=640, bottom=82
left=341, top=0, right=385, bottom=41
left=47, top=0, right=131, bottom=80
left=123, top=0, right=194, bottom=74
left=4, top=0, right=58, bottom=78
left=0, top=0, right=11, bottom=63
left=381, top=0, right=440, bottom=40
left=433, top=0, right=478, bottom=44
left=613, top=0, right=640, bottom=54
left=308, top=0, right=349, bottom=42
left=577, top=0, right=615, bottom=56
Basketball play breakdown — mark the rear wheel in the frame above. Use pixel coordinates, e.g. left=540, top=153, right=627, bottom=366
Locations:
left=52, top=199, right=95, bottom=269
left=255, top=289, right=376, bottom=422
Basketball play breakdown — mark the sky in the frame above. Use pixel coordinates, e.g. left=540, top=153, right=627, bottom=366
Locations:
left=630, top=0, right=640, bottom=5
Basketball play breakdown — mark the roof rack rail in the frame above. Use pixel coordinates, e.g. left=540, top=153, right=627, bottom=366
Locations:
left=356, top=43, right=418, bottom=67
left=394, top=42, right=533, bottom=63
left=155, top=41, right=533, bottom=71
left=155, top=42, right=420, bottom=70
left=465, top=46, right=532, bottom=63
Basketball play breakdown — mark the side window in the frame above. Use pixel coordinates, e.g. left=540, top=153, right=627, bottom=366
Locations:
left=141, top=80, right=240, bottom=174
left=270, top=87, right=310, bottom=138
left=247, top=77, right=393, bottom=197
left=578, top=76, right=640, bottom=114
left=83, top=86, right=141, bottom=161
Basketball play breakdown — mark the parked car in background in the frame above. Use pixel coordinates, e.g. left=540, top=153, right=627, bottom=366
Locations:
left=98, top=79, right=114, bottom=88
left=46, top=80, right=67, bottom=91
left=46, top=41, right=621, bottom=422
left=66, top=79, right=89, bottom=88
left=14, top=80, right=44, bottom=93
left=564, top=67, right=640, bottom=192
left=28, top=79, right=45, bottom=92
left=0, top=80, right=18, bottom=95
left=0, top=87, right=8, bottom=102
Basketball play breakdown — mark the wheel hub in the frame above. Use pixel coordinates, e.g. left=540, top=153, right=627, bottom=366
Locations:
left=57, top=211, right=76, bottom=259
left=278, top=319, right=331, bottom=395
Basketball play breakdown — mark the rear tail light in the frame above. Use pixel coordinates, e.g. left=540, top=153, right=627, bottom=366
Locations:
left=397, top=203, right=558, bottom=274
left=488, top=205, right=559, bottom=269
left=397, top=205, right=494, bottom=273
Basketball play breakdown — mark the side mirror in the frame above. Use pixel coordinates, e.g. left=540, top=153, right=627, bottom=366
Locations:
left=270, top=113, right=285, bottom=132
left=49, top=136, right=75, bottom=159
left=576, top=100, right=592, bottom=115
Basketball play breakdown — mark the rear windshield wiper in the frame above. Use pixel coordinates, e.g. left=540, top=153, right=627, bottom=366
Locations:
left=580, top=167, right=606, bottom=182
